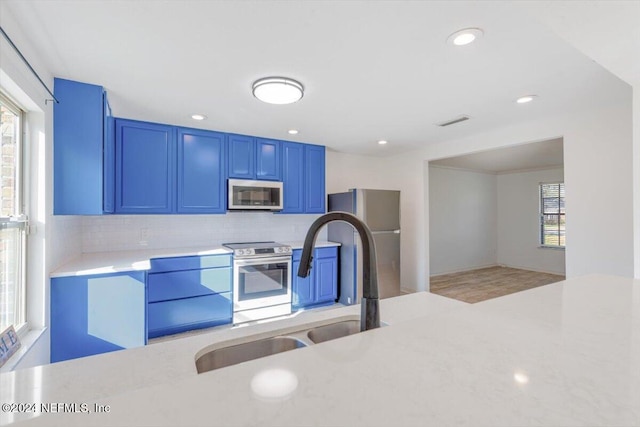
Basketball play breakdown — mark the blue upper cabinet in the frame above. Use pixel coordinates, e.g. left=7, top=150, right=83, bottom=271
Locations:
left=281, top=142, right=305, bottom=213
left=54, top=78, right=113, bottom=214
left=305, top=144, right=326, bottom=213
left=256, top=138, right=281, bottom=180
left=228, top=134, right=281, bottom=180
left=228, top=134, right=255, bottom=179
left=115, top=119, right=176, bottom=214
left=177, top=128, right=226, bottom=214
left=281, top=142, right=326, bottom=214
left=103, top=97, right=115, bottom=213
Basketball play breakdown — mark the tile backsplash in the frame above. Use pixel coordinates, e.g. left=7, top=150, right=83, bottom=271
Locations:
left=82, top=213, right=327, bottom=253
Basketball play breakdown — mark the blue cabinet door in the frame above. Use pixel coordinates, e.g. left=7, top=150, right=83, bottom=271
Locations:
left=292, top=247, right=338, bottom=310
left=115, top=119, right=176, bottom=213
left=50, top=271, right=146, bottom=363
left=228, top=134, right=255, bottom=179
left=256, top=138, right=281, bottom=180
left=315, top=248, right=338, bottom=304
left=54, top=78, right=108, bottom=215
left=292, top=254, right=315, bottom=309
left=177, top=128, right=226, bottom=213
left=281, top=142, right=304, bottom=213
left=305, top=144, right=326, bottom=213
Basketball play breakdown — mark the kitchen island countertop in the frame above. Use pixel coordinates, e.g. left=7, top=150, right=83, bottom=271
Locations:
left=3, top=274, right=639, bottom=426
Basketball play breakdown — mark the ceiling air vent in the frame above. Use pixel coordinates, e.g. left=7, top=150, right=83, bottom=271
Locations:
left=436, top=115, right=470, bottom=127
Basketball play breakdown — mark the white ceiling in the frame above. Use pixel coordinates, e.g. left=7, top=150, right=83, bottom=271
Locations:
left=0, top=1, right=635, bottom=156
left=429, top=138, right=564, bottom=174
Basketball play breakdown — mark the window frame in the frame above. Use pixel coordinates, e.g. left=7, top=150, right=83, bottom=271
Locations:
left=0, top=91, right=28, bottom=334
left=539, top=181, right=565, bottom=249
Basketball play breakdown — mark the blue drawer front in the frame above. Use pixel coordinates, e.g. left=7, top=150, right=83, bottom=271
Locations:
left=315, top=246, right=337, bottom=259
left=149, top=254, right=231, bottom=273
left=292, top=246, right=337, bottom=261
left=148, top=267, right=231, bottom=302
left=148, top=293, right=232, bottom=338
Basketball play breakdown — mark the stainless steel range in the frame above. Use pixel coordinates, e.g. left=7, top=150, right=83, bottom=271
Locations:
left=224, top=241, right=293, bottom=324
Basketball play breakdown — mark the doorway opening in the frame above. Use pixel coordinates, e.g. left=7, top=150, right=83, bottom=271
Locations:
left=428, top=138, right=565, bottom=303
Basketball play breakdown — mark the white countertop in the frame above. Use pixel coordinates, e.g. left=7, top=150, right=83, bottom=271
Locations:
left=0, top=292, right=464, bottom=425
left=50, top=241, right=340, bottom=277
left=4, top=274, right=640, bottom=426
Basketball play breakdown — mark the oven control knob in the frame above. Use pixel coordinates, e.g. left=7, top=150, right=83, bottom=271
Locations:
left=275, top=247, right=282, bottom=253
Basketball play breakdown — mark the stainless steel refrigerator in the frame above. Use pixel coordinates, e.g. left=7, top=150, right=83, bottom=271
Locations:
left=328, top=189, right=401, bottom=305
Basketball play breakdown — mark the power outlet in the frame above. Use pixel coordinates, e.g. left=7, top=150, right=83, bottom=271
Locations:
left=139, top=228, right=149, bottom=246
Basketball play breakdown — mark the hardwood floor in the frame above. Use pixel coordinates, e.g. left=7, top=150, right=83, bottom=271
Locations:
left=429, top=266, right=565, bottom=304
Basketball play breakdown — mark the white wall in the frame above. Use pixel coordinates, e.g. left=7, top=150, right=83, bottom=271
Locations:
left=382, top=83, right=633, bottom=292
left=325, top=150, right=398, bottom=194
left=0, top=4, right=84, bottom=369
left=497, top=168, right=565, bottom=275
left=429, top=166, right=497, bottom=275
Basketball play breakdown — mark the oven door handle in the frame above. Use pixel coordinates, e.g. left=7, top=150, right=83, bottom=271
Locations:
left=234, top=256, right=292, bottom=267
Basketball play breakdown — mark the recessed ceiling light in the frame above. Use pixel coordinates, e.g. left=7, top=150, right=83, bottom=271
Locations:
left=191, top=114, right=206, bottom=120
left=516, top=95, right=537, bottom=104
left=378, top=140, right=388, bottom=145
left=252, top=77, right=304, bottom=105
left=288, top=129, right=299, bottom=135
left=447, top=28, right=484, bottom=46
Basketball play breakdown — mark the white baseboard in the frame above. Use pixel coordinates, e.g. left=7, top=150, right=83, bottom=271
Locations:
left=430, top=263, right=499, bottom=277
left=430, top=263, right=565, bottom=278
left=497, top=263, right=565, bottom=276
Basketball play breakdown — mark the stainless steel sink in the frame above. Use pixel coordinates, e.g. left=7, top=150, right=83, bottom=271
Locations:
left=306, top=320, right=361, bottom=344
left=196, top=336, right=307, bottom=373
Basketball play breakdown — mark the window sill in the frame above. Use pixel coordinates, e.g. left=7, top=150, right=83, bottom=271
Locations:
left=538, top=246, right=566, bottom=251
left=0, top=328, right=47, bottom=373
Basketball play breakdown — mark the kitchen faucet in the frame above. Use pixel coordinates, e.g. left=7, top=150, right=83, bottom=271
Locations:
left=298, top=211, right=380, bottom=332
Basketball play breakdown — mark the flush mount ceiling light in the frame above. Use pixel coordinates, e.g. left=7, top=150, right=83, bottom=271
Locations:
left=252, top=77, right=304, bottom=105
left=191, top=114, right=206, bottom=120
left=447, top=28, right=484, bottom=46
left=288, top=129, right=299, bottom=135
left=516, top=95, right=537, bottom=104
left=378, top=140, right=388, bottom=145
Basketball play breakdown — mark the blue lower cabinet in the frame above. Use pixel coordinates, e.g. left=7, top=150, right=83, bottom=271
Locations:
left=292, top=246, right=338, bottom=310
left=292, top=257, right=314, bottom=309
left=148, top=267, right=231, bottom=302
left=315, top=254, right=338, bottom=303
left=147, top=254, right=233, bottom=338
left=50, top=271, right=147, bottom=363
left=148, top=293, right=232, bottom=338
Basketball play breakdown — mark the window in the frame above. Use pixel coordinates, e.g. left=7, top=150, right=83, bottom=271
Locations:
left=0, top=93, right=26, bottom=332
left=540, top=182, right=565, bottom=248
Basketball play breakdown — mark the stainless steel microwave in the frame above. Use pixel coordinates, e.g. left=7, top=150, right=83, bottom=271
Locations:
left=228, top=179, right=284, bottom=211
